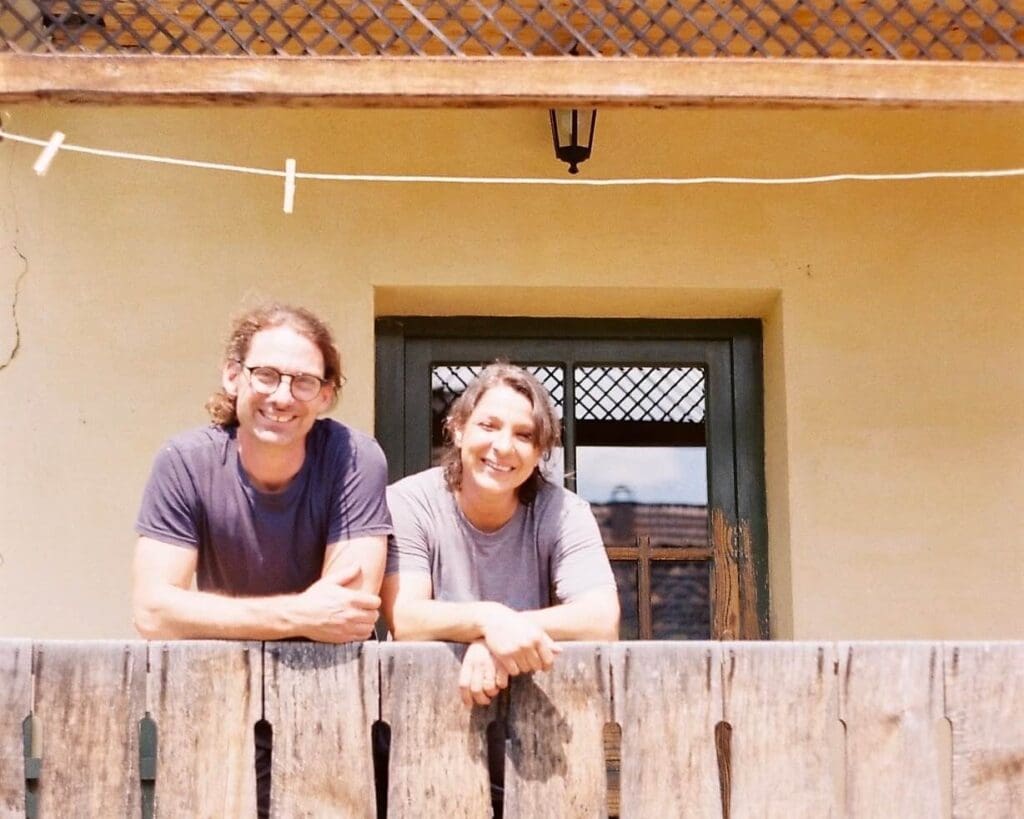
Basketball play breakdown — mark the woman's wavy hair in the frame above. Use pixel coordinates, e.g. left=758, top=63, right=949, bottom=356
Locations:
left=205, top=303, right=343, bottom=427
left=441, top=362, right=561, bottom=505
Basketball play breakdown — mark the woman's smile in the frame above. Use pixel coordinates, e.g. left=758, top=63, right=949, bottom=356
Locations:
left=457, top=385, right=541, bottom=499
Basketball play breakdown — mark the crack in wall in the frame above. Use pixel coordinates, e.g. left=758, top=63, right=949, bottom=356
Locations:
left=1, top=146, right=27, bottom=373
left=0, top=148, right=27, bottom=572
left=0, top=239, right=28, bottom=373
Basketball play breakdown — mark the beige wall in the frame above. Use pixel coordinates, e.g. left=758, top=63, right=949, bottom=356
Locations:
left=0, top=104, right=1021, bottom=640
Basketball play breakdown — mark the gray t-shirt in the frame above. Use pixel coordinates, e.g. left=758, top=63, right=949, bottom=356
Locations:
left=385, top=467, right=615, bottom=610
left=136, top=419, right=392, bottom=597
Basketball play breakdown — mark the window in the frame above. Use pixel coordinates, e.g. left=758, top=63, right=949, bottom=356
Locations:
left=376, top=317, right=767, bottom=639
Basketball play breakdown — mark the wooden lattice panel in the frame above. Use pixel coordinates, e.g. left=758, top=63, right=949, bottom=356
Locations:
left=1, top=0, right=1021, bottom=59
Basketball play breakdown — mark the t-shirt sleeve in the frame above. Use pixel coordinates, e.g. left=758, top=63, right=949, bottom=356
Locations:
left=384, top=479, right=433, bottom=576
left=328, top=433, right=394, bottom=543
left=550, top=495, right=617, bottom=603
left=135, top=443, right=201, bottom=548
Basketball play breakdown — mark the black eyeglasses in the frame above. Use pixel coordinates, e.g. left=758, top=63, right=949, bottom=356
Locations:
left=235, top=362, right=337, bottom=402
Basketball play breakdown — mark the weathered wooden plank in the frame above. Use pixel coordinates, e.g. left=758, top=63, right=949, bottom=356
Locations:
left=31, top=641, right=145, bottom=817
left=381, top=642, right=494, bottom=817
left=945, top=642, right=1024, bottom=818
left=711, top=509, right=741, bottom=641
left=0, top=640, right=31, bottom=818
left=504, top=642, right=612, bottom=818
left=263, top=640, right=377, bottom=818
left=0, top=56, right=1022, bottom=108
left=612, top=642, right=723, bottom=818
left=838, top=641, right=943, bottom=818
left=723, top=642, right=838, bottom=818
left=149, top=641, right=260, bottom=818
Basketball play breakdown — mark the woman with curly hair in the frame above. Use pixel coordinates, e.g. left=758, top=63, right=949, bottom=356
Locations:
left=382, top=363, right=619, bottom=707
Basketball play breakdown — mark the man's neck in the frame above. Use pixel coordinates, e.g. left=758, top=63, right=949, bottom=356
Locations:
left=236, top=430, right=306, bottom=493
left=456, top=487, right=519, bottom=533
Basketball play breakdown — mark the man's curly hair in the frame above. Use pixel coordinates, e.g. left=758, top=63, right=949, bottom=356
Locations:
left=205, top=303, right=343, bottom=427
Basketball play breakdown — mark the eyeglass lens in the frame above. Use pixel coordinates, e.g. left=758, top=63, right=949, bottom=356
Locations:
left=248, top=366, right=323, bottom=400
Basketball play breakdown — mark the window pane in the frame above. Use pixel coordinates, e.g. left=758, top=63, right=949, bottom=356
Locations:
left=610, top=561, right=639, bottom=640
left=573, top=365, right=709, bottom=549
left=651, top=561, right=711, bottom=640
left=578, top=446, right=708, bottom=546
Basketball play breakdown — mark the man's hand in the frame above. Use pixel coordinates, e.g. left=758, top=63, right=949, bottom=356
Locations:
left=458, top=641, right=510, bottom=707
left=479, top=603, right=561, bottom=676
left=297, top=564, right=382, bottom=642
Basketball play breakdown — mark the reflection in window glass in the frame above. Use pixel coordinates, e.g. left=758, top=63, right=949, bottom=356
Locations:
left=580, top=447, right=709, bottom=547
left=651, top=561, right=711, bottom=640
left=577, top=447, right=707, bottom=505
left=610, top=562, right=639, bottom=640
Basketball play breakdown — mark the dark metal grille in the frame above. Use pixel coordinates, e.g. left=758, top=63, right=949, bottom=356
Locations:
left=431, top=364, right=565, bottom=422
left=1, top=0, right=1021, bottom=59
left=575, top=366, right=705, bottom=423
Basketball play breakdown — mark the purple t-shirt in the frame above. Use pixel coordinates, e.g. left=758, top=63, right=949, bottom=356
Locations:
left=136, top=419, right=392, bottom=596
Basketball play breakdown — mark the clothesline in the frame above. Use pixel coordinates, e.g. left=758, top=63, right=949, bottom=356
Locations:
left=3, top=126, right=1022, bottom=214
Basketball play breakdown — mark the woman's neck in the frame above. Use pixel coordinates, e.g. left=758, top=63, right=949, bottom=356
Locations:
left=456, top=485, right=520, bottom=533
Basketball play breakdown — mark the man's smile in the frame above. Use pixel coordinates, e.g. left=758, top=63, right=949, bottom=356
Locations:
left=259, top=409, right=297, bottom=424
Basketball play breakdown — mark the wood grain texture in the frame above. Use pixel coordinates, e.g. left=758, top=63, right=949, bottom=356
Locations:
left=0, top=640, right=31, bottom=818
left=723, top=642, right=838, bottom=819
left=380, top=642, right=494, bottom=817
left=32, top=641, right=145, bottom=817
left=945, top=642, right=1024, bottom=818
left=838, top=641, right=943, bottom=818
left=263, top=640, right=377, bottom=818
left=711, top=509, right=741, bottom=641
left=0, top=56, right=1021, bottom=107
left=504, top=642, right=612, bottom=818
left=612, top=642, right=723, bottom=818
left=149, top=641, right=260, bottom=818
left=735, top=521, right=763, bottom=640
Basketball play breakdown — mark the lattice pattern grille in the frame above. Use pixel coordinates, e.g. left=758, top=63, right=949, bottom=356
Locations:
left=575, top=366, right=705, bottom=423
left=431, top=364, right=565, bottom=421
left=1, top=0, right=1021, bottom=59
left=430, top=364, right=704, bottom=423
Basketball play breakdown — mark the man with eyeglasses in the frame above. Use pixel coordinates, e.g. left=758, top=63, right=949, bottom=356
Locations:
left=133, top=302, right=391, bottom=643
left=133, top=303, right=391, bottom=815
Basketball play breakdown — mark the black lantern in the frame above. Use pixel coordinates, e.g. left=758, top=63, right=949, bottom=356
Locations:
left=549, top=109, right=597, bottom=175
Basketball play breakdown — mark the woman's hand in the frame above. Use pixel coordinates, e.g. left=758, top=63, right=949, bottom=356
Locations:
left=479, top=603, right=561, bottom=676
left=458, top=640, right=510, bottom=707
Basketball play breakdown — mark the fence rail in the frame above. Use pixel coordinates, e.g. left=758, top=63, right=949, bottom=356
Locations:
left=1, top=640, right=1022, bottom=816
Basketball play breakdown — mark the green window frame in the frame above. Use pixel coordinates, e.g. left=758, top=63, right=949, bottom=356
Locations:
left=375, top=317, right=768, bottom=640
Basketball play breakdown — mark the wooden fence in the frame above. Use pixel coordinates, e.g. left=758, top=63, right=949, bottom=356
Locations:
left=1, top=640, right=1021, bottom=817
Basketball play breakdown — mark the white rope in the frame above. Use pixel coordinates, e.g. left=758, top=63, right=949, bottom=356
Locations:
left=2, top=126, right=1023, bottom=187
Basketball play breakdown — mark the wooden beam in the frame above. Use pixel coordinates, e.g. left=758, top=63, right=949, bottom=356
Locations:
left=0, top=55, right=1022, bottom=107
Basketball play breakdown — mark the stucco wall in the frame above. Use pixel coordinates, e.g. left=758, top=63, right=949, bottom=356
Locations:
left=0, top=104, right=1020, bottom=639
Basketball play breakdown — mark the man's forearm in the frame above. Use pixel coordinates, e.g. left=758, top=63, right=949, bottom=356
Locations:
left=133, top=585, right=308, bottom=641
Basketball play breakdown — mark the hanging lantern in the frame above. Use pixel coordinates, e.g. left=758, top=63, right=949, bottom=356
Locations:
left=549, top=109, right=597, bottom=175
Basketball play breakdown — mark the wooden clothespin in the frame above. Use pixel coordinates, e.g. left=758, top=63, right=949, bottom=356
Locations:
left=283, top=158, right=296, bottom=214
left=32, top=131, right=66, bottom=176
